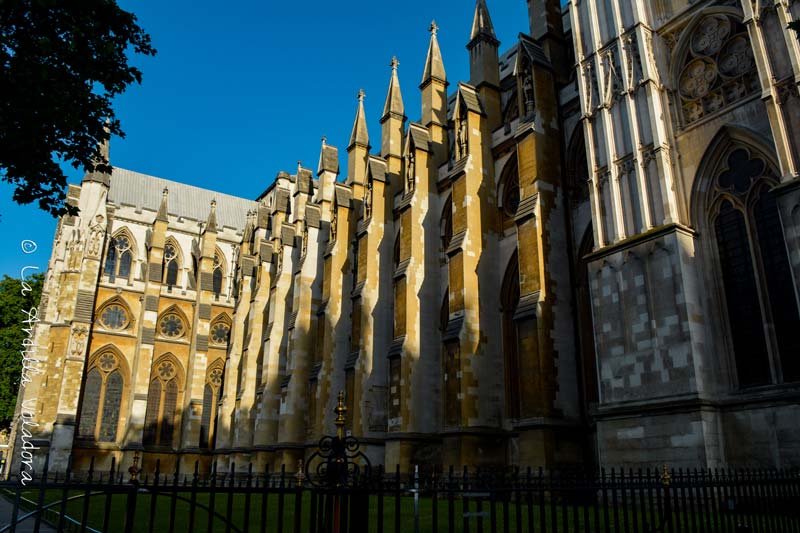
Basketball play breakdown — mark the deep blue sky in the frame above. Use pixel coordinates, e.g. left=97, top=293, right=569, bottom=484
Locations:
left=0, top=0, right=535, bottom=277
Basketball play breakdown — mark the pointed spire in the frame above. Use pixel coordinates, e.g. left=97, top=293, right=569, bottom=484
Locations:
left=382, top=56, right=405, bottom=122
left=421, top=21, right=447, bottom=87
left=348, top=89, right=370, bottom=149
left=156, top=187, right=169, bottom=222
left=84, top=121, right=112, bottom=186
left=206, top=199, right=218, bottom=233
left=470, top=0, right=498, bottom=45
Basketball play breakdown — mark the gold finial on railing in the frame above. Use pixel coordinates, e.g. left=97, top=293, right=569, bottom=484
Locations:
left=660, top=464, right=671, bottom=487
left=335, top=390, right=347, bottom=439
left=128, top=450, right=141, bottom=483
left=295, top=459, right=306, bottom=488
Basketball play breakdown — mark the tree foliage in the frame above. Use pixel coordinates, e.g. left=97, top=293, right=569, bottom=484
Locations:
left=0, top=0, right=156, bottom=217
left=0, top=273, right=44, bottom=429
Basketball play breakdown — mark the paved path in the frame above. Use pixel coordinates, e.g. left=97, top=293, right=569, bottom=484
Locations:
left=0, top=494, right=56, bottom=532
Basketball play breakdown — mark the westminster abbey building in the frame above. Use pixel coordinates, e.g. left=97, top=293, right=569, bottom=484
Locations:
left=9, top=0, right=800, bottom=476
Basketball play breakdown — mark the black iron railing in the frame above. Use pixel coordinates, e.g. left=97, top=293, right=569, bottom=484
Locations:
left=1, top=395, right=799, bottom=532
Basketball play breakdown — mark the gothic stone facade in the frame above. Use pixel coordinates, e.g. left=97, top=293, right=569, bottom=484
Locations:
left=9, top=0, right=800, bottom=476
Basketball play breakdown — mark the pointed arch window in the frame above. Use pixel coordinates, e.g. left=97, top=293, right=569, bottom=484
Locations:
left=501, top=251, right=521, bottom=418
left=143, top=357, right=182, bottom=447
left=709, top=148, right=800, bottom=386
left=441, top=196, right=453, bottom=254
left=499, top=156, right=520, bottom=230
left=163, top=242, right=181, bottom=288
left=213, top=252, right=224, bottom=298
left=104, top=234, right=134, bottom=282
left=199, top=364, right=223, bottom=448
left=77, top=352, right=125, bottom=443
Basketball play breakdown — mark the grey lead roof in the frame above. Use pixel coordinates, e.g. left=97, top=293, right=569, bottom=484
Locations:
left=108, top=168, right=258, bottom=232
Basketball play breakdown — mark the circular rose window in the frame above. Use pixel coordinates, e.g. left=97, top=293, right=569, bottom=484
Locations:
left=100, top=304, right=128, bottom=330
left=159, top=313, right=185, bottom=338
left=210, top=322, right=230, bottom=345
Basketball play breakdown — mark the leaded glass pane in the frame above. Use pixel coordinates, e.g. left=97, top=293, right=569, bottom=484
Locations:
left=118, top=250, right=132, bottom=279
left=78, top=369, right=102, bottom=438
left=159, top=314, right=184, bottom=338
left=211, top=323, right=230, bottom=344
left=715, top=201, right=771, bottom=387
left=213, top=267, right=223, bottom=296
left=160, top=379, right=178, bottom=446
left=754, top=190, right=800, bottom=382
left=143, top=378, right=161, bottom=445
left=104, top=245, right=116, bottom=277
left=199, top=384, right=213, bottom=449
left=100, top=304, right=128, bottom=330
left=718, top=149, right=765, bottom=194
left=166, top=260, right=179, bottom=287
left=99, top=371, right=123, bottom=442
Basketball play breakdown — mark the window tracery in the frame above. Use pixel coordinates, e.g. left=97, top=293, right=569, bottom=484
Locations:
left=98, top=301, right=130, bottom=331
left=210, top=316, right=231, bottom=345
left=158, top=311, right=186, bottom=339
left=677, top=13, right=758, bottom=127
left=213, top=252, right=224, bottom=298
left=163, top=241, right=181, bottom=287
left=143, top=356, right=182, bottom=447
left=77, top=351, right=125, bottom=443
left=708, top=147, right=800, bottom=386
left=104, top=233, right=134, bottom=282
left=199, top=363, right=223, bottom=449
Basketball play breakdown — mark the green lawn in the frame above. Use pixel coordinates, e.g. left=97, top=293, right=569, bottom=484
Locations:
left=2, top=487, right=780, bottom=532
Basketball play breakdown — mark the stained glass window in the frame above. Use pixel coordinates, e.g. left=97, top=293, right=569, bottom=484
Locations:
left=159, top=314, right=184, bottom=338
left=710, top=148, right=800, bottom=386
left=199, top=383, right=214, bottom=448
left=213, top=267, right=223, bottom=297
left=77, top=355, right=125, bottom=442
left=160, top=379, right=178, bottom=446
left=715, top=201, right=770, bottom=386
left=78, top=369, right=101, bottom=438
left=143, top=378, right=161, bottom=445
left=100, top=304, right=128, bottom=330
left=105, top=235, right=134, bottom=281
left=163, top=243, right=180, bottom=287
left=210, top=322, right=230, bottom=345
left=754, top=190, right=800, bottom=382
left=99, top=371, right=123, bottom=442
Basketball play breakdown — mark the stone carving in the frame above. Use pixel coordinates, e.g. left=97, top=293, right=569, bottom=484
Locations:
left=364, top=178, right=373, bottom=221
left=70, top=326, right=89, bottom=357
left=405, top=150, right=416, bottom=192
left=622, top=33, right=642, bottom=90
left=583, top=61, right=594, bottom=116
left=691, top=15, right=731, bottom=56
left=602, top=49, right=621, bottom=106
left=67, top=230, right=84, bottom=270
left=456, top=114, right=468, bottom=160
left=677, top=14, right=757, bottom=126
left=88, top=217, right=105, bottom=258
left=521, top=62, right=535, bottom=116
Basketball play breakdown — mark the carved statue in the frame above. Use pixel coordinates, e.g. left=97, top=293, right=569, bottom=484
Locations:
left=364, top=179, right=373, bottom=220
left=88, top=221, right=105, bottom=258
left=406, top=151, right=415, bottom=192
left=456, top=116, right=468, bottom=160
left=522, top=66, right=535, bottom=116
